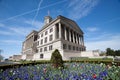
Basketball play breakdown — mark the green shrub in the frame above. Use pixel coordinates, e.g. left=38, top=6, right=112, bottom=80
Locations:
left=50, top=49, right=63, bottom=68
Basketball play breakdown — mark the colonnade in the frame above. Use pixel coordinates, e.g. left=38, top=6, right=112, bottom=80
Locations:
left=54, top=22, right=84, bottom=46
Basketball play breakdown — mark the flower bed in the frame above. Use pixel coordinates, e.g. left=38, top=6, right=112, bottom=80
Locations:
left=0, top=63, right=120, bottom=80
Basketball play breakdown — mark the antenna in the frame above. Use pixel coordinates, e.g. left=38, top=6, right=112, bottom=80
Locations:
left=48, top=10, right=50, bottom=16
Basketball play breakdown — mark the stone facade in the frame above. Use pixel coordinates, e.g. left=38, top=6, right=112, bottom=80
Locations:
left=11, top=55, right=22, bottom=61
left=22, top=30, right=38, bottom=55
left=22, top=15, right=86, bottom=60
left=81, top=50, right=99, bottom=58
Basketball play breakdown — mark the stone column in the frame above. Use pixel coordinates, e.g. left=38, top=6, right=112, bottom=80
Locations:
left=80, top=36, right=82, bottom=45
left=73, top=31, right=75, bottom=43
left=69, top=29, right=71, bottom=42
left=78, top=35, right=80, bottom=45
left=59, top=22, right=62, bottom=39
left=82, top=36, right=84, bottom=46
left=65, top=26, right=67, bottom=40
left=81, top=36, right=83, bottom=46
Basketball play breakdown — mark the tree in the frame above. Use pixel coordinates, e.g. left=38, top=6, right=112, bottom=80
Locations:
left=50, top=49, right=64, bottom=68
left=115, top=50, right=120, bottom=56
left=99, top=53, right=106, bottom=56
left=0, top=55, right=3, bottom=61
left=106, top=48, right=115, bottom=56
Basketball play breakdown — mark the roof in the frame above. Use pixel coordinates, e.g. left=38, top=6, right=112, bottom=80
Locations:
left=38, top=15, right=84, bottom=34
left=26, top=30, right=38, bottom=38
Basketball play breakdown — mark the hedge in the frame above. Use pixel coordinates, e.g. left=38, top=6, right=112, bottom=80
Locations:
left=0, top=60, right=120, bottom=70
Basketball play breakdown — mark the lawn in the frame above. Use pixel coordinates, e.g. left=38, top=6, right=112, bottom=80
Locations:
left=0, top=63, right=120, bottom=80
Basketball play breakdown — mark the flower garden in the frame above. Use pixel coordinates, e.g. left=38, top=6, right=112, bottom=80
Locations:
left=0, top=62, right=120, bottom=80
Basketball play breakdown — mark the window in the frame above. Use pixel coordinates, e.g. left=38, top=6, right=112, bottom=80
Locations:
left=40, top=48, right=42, bottom=52
left=45, top=31, right=48, bottom=35
left=34, top=35, right=38, bottom=41
left=37, top=41, right=39, bottom=46
left=41, top=39, right=43, bottom=44
left=36, top=49, right=38, bottom=53
left=37, top=35, right=40, bottom=39
left=73, top=46, right=75, bottom=50
left=63, top=44, right=67, bottom=49
left=49, top=45, right=53, bottom=50
left=68, top=45, right=71, bottom=50
left=49, top=34, right=53, bottom=41
left=44, top=37, right=47, bottom=43
left=44, top=47, right=47, bottom=51
left=40, top=54, right=43, bottom=58
left=50, top=28, right=53, bottom=33
left=41, top=33, right=43, bottom=37
left=76, top=47, right=78, bottom=51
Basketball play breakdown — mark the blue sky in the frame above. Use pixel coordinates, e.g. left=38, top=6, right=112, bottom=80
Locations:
left=0, top=0, right=120, bottom=58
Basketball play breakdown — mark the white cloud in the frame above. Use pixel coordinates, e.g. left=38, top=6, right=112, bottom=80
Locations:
left=68, top=0, right=99, bottom=20
left=86, top=27, right=99, bottom=32
left=0, top=18, right=43, bottom=36
left=0, top=26, right=31, bottom=36
left=25, top=20, right=43, bottom=29
left=85, top=33, right=120, bottom=51
left=9, top=27, right=33, bottom=36
left=0, top=40, right=22, bottom=45
left=0, top=30, right=13, bottom=35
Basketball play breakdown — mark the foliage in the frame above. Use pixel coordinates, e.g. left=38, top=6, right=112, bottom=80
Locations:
left=0, top=63, right=120, bottom=80
left=106, top=48, right=120, bottom=56
left=0, top=49, right=3, bottom=61
left=70, top=57, right=113, bottom=62
left=50, top=49, right=63, bottom=68
left=100, top=52, right=106, bottom=56
left=0, top=55, right=3, bottom=61
left=115, top=50, right=120, bottom=56
left=106, top=48, right=115, bottom=56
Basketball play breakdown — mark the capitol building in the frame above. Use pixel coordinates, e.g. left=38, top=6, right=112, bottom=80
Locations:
left=9, top=15, right=99, bottom=61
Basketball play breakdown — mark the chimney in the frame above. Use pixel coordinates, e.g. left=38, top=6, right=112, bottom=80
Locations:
left=44, top=16, right=52, bottom=25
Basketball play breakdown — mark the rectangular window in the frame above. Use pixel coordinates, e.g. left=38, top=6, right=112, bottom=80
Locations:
left=63, top=44, right=67, bottom=49
left=36, top=49, right=38, bottom=53
left=37, top=41, right=39, bottom=46
left=40, top=48, right=42, bottom=52
left=68, top=45, right=71, bottom=50
left=41, top=39, right=43, bottom=44
left=37, top=35, right=40, bottom=39
left=76, top=47, right=78, bottom=51
left=44, top=47, right=47, bottom=51
left=40, top=54, right=43, bottom=58
left=44, top=37, right=47, bottom=43
left=50, top=28, right=53, bottom=33
left=49, top=45, right=53, bottom=50
left=49, top=34, right=53, bottom=41
left=41, top=33, right=43, bottom=37
left=34, top=35, right=38, bottom=41
left=45, top=31, right=48, bottom=35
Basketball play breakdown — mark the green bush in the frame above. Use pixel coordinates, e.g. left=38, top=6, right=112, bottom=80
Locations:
left=50, top=49, right=63, bottom=68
